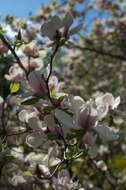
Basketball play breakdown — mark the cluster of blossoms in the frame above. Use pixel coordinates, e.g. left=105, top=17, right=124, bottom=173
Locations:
left=0, top=3, right=125, bottom=189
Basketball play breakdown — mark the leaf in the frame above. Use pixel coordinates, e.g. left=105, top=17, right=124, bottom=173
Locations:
left=43, top=106, right=53, bottom=114
left=0, top=28, right=6, bottom=34
left=23, top=171, right=34, bottom=177
left=94, top=125, right=119, bottom=141
left=10, top=82, right=20, bottom=93
left=109, top=154, right=126, bottom=171
left=21, top=97, right=41, bottom=105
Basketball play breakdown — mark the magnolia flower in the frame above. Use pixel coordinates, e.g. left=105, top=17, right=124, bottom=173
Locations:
left=21, top=57, right=43, bottom=70
left=10, top=146, right=24, bottom=161
left=25, top=147, right=61, bottom=175
left=26, top=131, right=47, bottom=148
left=67, top=96, right=98, bottom=131
left=95, top=160, right=107, bottom=171
left=9, top=174, right=26, bottom=187
left=75, top=103, right=98, bottom=131
left=5, top=64, right=26, bottom=82
left=95, top=93, right=120, bottom=119
left=18, top=109, right=38, bottom=123
left=41, top=13, right=82, bottom=41
left=53, top=170, right=78, bottom=190
left=28, top=70, right=48, bottom=96
left=22, top=41, right=38, bottom=57
left=68, top=95, right=119, bottom=141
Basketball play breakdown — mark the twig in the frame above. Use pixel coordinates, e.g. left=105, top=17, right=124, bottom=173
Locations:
left=1, top=100, right=6, bottom=134
left=0, top=33, right=28, bottom=77
left=46, top=43, right=60, bottom=84
left=74, top=45, right=126, bottom=61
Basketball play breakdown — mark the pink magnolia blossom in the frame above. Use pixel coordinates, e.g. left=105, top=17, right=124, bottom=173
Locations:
left=53, top=170, right=78, bottom=190
left=28, top=70, right=48, bottom=96
left=5, top=64, right=26, bottom=82
left=41, top=13, right=82, bottom=41
left=74, top=103, right=98, bottom=131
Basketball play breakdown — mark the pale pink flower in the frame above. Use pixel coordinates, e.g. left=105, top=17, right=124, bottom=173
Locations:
left=9, top=174, right=26, bottom=187
left=28, top=70, right=48, bottom=96
left=95, top=93, right=120, bottom=119
left=5, top=64, right=26, bottom=82
left=75, top=103, right=98, bottom=131
left=53, top=170, right=78, bottom=190
left=41, top=13, right=82, bottom=41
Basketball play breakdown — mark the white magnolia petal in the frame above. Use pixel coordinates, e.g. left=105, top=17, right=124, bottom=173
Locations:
left=18, top=110, right=28, bottom=122
left=55, top=108, right=78, bottom=129
left=38, top=165, right=50, bottom=176
left=94, top=125, right=119, bottom=141
left=18, top=109, right=37, bottom=123
left=25, top=152, right=45, bottom=164
left=26, top=132, right=45, bottom=148
left=49, top=157, right=61, bottom=167
left=41, top=16, right=62, bottom=40
left=113, top=96, right=120, bottom=109
left=95, top=93, right=114, bottom=106
left=68, top=95, right=85, bottom=113
left=97, top=104, right=109, bottom=120
left=28, top=117, right=42, bottom=130
left=9, top=175, right=26, bottom=186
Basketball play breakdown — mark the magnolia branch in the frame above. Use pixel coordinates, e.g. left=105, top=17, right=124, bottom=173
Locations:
left=74, top=45, right=126, bottom=61
left=0, top=33, right=28, bottom=76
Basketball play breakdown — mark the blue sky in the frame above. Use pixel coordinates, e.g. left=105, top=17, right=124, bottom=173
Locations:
left=0, top=0, right=113, bottom=34
left=0, top=0, right=50, bottom=17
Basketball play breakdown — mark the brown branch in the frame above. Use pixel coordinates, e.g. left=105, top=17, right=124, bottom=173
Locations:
left=74, top=45, right=126, bottom=61
left=0, top=33, right=28, bottom=76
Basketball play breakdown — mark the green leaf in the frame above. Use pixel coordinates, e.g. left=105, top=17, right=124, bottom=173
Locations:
left=10, top=82, right=20, bottom=93
left=43, top=106, right=53, bottom=114
left=6, top=155, right=16, bottom=161
left=23, top=171, right=34, bottom=177
left=21, top=97, right=41, bottom=105
left=0, top=29, right=6, bottom=34
left=66, top=144, right=86, bottom=159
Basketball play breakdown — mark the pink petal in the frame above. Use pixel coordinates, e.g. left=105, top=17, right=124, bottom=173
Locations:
left=62, top=13, right=73, bottom=30
left=69, top=24, right=83, bottom=36
left=28, top=70, right=48, bottom=95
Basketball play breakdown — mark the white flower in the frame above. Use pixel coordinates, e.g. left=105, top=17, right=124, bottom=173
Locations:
left=95, top=93, right=120, bottom=119
left=9, top=174, right=26, bottom=186
left=41, top=13, right=82, bottom=41
left=10, top=147, right=24, bottom=161
left=26, top=131, right=46, bottom=148
left=53, top=169, right=78, bottom=190
left=95, top=160, right=107, bottom=171
left=18, top=109, right=37, bottom=123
